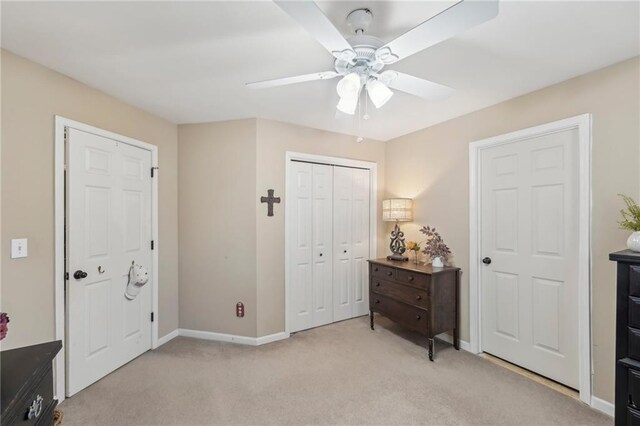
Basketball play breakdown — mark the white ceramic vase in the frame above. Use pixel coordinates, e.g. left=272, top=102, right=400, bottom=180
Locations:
left=628, top=231, right=640, bottom=252
left=432, top=256, right=444, bottom=268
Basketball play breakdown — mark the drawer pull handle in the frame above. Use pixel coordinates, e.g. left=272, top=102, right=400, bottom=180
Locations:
left=374, top=267, right=379, bottom=272
left=386, top=271, right=392, bottom=276
left=375, top=299, right=380, bottom=304
left=408, top=276, right=414, bottom=281
left=416, top=295, right=422, bottom=300
left=27, top=395, right=44, bottom=420
left=415, top=315, right=421, bottom=321
left=376, top=282, right=380, bottom=287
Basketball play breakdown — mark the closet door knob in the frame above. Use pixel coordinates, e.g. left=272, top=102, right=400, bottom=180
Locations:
left=416, top=295, right=422, bottom=301
left=319, top=253, right=323, bottom=257
left=415, top=315, right=421, bottom=321
left=343, top=250, right=347, bottom=253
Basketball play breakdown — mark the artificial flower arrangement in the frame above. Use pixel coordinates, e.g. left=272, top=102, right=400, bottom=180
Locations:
left=406, top=240, right=422, bottom=265
left=419, top=226, right=451, bottom=267
left=619, top=194, right=640, bottom=252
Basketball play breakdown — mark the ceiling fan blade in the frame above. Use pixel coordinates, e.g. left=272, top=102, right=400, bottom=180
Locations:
left=375, top=0, right=499, bottom=64
left=246, top=71, right=339, bottom=89
left=274, top=1, right=356, bottom=61
left=381, top=71, right=454, bottom=101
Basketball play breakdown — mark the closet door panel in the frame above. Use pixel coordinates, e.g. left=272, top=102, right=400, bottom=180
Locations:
left=333, top=167, right=353, bottom=321
left=351, top=168, right=371, bottom=317
left=289, top=162, right=313, bottom=332
left=312, top=164, right=334, bottom=327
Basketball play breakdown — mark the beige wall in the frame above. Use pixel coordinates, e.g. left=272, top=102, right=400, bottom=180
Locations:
left=177, top=118, right=386, bottom=338
left=385, top=56, right=640, bottom=403
left=0, top=50, right=180, bottom=346
left=255, top=119, right=386, bottom=336
left=178, top=120, right=258, bottom=337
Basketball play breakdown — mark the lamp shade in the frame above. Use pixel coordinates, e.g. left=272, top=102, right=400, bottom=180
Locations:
left=382, top=198, right=413, bottom=222
left=366, top=79, right=393, bottom=109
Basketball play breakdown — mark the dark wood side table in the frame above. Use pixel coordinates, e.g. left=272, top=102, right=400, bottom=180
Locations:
left=1, top=341, right=62, bottom=425
left=368, top=258, right=460, bottom=361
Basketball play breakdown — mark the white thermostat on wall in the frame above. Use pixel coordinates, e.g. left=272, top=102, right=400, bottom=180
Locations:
left=11, top=238, right=28, bottom=259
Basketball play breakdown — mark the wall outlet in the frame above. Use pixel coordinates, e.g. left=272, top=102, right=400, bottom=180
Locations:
left=236, top=302, right=244, bottom=318
left=11, top=238, right=28, bottom=259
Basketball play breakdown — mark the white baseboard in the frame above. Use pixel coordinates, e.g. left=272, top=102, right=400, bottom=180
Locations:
left=435, top=332, right=472, bottom=352
left=178, top=328, right=290, bottom=346
left=590, top=396, right=614, bottom=417
left=157, top=329, right=179, bottom=347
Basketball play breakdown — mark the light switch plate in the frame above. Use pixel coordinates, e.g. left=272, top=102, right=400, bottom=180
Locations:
left=11, top=238, right=28, bottom=259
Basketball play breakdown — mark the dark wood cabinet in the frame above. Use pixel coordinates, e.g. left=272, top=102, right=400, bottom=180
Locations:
left=611, top=250, right=640, bottom=425
left=1, top=341, right=62, bottom=426
left=368, top=258, right=460, bottom=361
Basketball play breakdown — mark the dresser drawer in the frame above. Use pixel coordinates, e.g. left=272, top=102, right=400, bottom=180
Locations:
left=631, top=266, right=640, bottom=297
left=371, top=264, right=396, bottom=280
left=629, top=369, right=640, bottom=409
left=631, top=297, right=640, bottom=329
left=629, top=406, right=640, bottom=426
left=11, top=368, right=54, bottom=425
left=371, top=293, right=428, bottom=333
left=630, top=328, right=640, bottom=362
left=371, top=279, right=429, bottom=309
left=396, top=269, right=430, bottom=289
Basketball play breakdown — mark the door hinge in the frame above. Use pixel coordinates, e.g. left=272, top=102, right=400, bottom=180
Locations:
left=151, top=167, right=159, bottom=178
left=151, top=240, right=155, bottom=250
left=65, top=272, right=69, bottom=280
left=151, top=312, right=154, bottom=322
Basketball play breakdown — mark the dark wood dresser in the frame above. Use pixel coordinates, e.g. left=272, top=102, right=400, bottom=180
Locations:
left=1, top=341, right=62, bottom=425
left=368, top=258, right=460, bottom=361
left=612, top=250, right=640, bottom=426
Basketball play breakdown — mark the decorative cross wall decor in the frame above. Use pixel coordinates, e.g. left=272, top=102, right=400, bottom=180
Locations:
left=260, top=189, right=281, bottom=217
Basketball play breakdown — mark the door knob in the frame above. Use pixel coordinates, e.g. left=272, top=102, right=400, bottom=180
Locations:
left=73, top=270, right=88, bottom=279
left=482, top=257, right=492, bottom=265
left=319, top=253, right=323, bottom=257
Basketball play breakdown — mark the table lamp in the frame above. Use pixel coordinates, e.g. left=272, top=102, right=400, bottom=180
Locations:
left=383, top=198, right=413, bottom=261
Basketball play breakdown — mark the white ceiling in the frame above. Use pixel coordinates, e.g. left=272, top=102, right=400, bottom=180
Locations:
left=2, top=1, right=639, bottom=141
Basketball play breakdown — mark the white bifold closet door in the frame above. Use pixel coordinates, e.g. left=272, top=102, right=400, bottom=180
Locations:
left=290, top=162, right=334, bottom=332
left=289, top=162, right=370, bottom=333
left=333, top=166, right=370, bottom=322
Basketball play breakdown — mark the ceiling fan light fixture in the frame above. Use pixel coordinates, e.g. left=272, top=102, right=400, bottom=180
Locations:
left=366, top=79, right=393, bottom=109
left=336, top=73, right=361, bottom=99
left=336, top=95, right=359, bottom=115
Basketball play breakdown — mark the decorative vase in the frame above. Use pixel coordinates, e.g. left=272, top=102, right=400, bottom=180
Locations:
left=628, top=231, right=640, bottom=252
left=432, top=256, right=444, bottom=268
left=413, top=251, right=419, bottom=265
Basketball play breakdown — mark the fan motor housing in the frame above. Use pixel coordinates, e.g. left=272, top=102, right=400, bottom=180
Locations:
left=335, top=34, right=385, bottom=77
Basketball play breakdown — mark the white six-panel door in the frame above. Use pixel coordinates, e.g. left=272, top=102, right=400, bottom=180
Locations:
left=480, top=128, right=579, bottom=389
left=66, top=128, right=152, bottom=396
left=289, top=161, right=370, bottom=333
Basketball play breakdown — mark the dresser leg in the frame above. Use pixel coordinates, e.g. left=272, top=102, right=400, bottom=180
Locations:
left=453, top=328, right=460, bottom=350
left=428, top=338, right=434, bottom=361
left=369, top=310, right=374, bottom=330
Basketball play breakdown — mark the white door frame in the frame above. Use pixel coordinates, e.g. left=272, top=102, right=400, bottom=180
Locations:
left=469, top=113, right=592, bottom=404
left=54, top=116, right=160, bottom=402
left=285, top=151, right=378, bottom=334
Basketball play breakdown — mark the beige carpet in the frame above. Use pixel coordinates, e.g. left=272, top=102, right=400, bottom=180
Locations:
left=60, top=316, right=610, bottom=425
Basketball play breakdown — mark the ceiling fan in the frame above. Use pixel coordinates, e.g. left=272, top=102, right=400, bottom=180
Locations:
left=246, top=0, right=499, bottom=115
